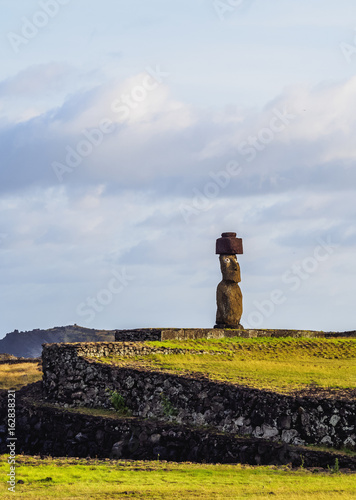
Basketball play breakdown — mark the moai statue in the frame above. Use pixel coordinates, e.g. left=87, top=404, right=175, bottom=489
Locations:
left=215, top=232, right=243, bottom=329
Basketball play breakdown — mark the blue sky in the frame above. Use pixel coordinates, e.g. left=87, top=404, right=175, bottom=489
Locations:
left=1, top=0, right=356, bottom=338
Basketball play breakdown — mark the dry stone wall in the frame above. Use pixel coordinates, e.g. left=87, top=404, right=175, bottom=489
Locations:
left=115, top=328, right=356, bottom=342
left=42, top=342, right=356, bottom=451
left=2, top=386, right=355, bottom=468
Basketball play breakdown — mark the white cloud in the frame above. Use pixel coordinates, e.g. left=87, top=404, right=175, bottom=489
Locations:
left=0, top=63, right=73, bottom=97
left=1, top=70, right=356, bottom=336
left=1, top=70, right=355, bottom=196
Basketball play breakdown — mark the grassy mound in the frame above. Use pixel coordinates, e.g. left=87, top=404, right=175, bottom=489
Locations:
left=95, top=337, right=356, bottom=395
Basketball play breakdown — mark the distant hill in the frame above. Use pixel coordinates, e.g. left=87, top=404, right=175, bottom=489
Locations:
left=0, top=325, right=115, bottom=358
left=0, top=353, right=18, bottom=362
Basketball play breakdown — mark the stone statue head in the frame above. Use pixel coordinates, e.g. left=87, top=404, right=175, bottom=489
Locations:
left=219, top=254, right=240, bottom=282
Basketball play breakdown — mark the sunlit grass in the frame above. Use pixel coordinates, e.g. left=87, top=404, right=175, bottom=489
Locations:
left=0, top=362, right=42, bottom=390
left=1, top=455, right=355, bottom=499
left=94, top=338, right=356, bottom=394
left=147, top=337, right=356, bottom=359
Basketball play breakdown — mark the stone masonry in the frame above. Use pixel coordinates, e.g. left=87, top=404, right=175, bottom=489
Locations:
left=42, top=342, right=356, bottom=451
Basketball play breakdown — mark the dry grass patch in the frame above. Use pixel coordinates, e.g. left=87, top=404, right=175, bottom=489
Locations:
left=0, top=362, right=42, bottom=390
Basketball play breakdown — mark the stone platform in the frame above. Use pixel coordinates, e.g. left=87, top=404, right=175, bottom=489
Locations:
left=114, top=328, right=356, bottom=342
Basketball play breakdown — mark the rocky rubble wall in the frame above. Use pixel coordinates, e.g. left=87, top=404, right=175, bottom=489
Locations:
left=42, top=343, right=356, bottom=450
left=42, top=340, right=220, bottom=362
left=1, top=392, right=355, bottom=468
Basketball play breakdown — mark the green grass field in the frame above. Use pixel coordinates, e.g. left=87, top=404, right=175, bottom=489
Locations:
left=93, top=337, right=356, bottom=394
left=1, top=337, right=355, bottom=498
left=1, top=455, right=356, bottom=500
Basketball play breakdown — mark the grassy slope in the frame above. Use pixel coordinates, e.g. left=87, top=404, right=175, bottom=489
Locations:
left=4, top=338, right=354, bottom=394
left=94, top=337, right=356, bottom=394
left=0, top=362, right=42, bottom=390
left=1, top=338, right=356, bottom=498
left=1, top=455, right=356, bottom=500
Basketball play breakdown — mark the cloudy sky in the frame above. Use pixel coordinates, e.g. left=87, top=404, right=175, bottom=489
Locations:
left=1, top=0, right=356, bottom=338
